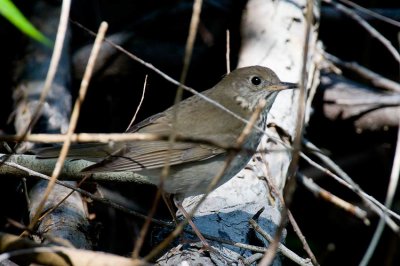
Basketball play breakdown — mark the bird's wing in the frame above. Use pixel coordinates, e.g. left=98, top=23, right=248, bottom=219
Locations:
left=82, top=141, right=223, bottom=172
left=83, top=112, right=225, bottom=172
left=34, top=113, right=168, bottom=161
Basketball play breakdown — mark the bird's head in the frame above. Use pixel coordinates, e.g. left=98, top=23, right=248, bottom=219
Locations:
left=219, top=66, right=297, bottom=112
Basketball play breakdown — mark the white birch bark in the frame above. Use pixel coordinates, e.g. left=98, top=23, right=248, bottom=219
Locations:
left=163, top=0, right=321, bottom=265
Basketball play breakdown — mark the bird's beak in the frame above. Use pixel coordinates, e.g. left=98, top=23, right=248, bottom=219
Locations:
left=269, top=82, right=298, bottom=91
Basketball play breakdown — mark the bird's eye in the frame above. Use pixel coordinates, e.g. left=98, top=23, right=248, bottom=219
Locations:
left=251, top=76, right=262, bottom=86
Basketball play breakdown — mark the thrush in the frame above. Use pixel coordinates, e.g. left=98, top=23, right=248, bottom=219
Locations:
left=36, top=65, right=296, bottom=249
left=37, top=65, right=296, bottom=199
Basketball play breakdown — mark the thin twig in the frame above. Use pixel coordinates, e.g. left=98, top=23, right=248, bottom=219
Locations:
left=28, top=22, right=108, bottom=231
left=298, top=172, right=369, bottom=223
left=226, top=29, right=231, bottom=73
left=22, top=178, right=30, bottom=207
left=338, top=0, right=400, bottom=28
left=324, top=0, right=400, bottom=64
left=324, top=52, right=400, bottom=92
left=286, top=210, right=318, bottom=265
left=302, top=140, right=400, bottom=231
left=250, top=219, right=313, bottom=266
left=260, top=150, right=319, bottom=265
left=0, top=133, right=289, bottom=157
left=243, top=253, right=264, bottom=265
left=359, top=114, right=400, bottom=266
left=127, top=75, right=148, bottom=131
left=301, top=151, right=400, bottom=222
left=2, top=142, right=13, bottom=153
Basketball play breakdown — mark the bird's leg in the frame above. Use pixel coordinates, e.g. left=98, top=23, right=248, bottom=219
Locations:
left=173, top=197, right=211, bottom=251
left=161, top=192, right=178, bottom=224
left=161, top=192, right=213, bottom=250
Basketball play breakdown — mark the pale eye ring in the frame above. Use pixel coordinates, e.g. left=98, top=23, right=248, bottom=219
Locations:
left=251, top=76, right=262, bottom=86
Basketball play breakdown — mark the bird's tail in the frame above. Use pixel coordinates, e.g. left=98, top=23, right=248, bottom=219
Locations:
left=33, top=143, right=120, bottom=163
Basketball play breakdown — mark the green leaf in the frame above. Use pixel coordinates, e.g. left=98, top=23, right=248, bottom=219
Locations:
left=0, top=0, right=52, bottom=46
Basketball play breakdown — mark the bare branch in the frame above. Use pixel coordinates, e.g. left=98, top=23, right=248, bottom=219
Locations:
left=298, top=172, right=369, bottom=223
left=324, top=52, right=400, bottom=93
left=324, top=0, right=400, bottom=64
left=250, top=219, right=313, bottom=266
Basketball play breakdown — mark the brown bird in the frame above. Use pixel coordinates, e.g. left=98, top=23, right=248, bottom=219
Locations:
left=37, top=65, right=296, bottom=248
left=38, top=65, right=296, bottom=199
